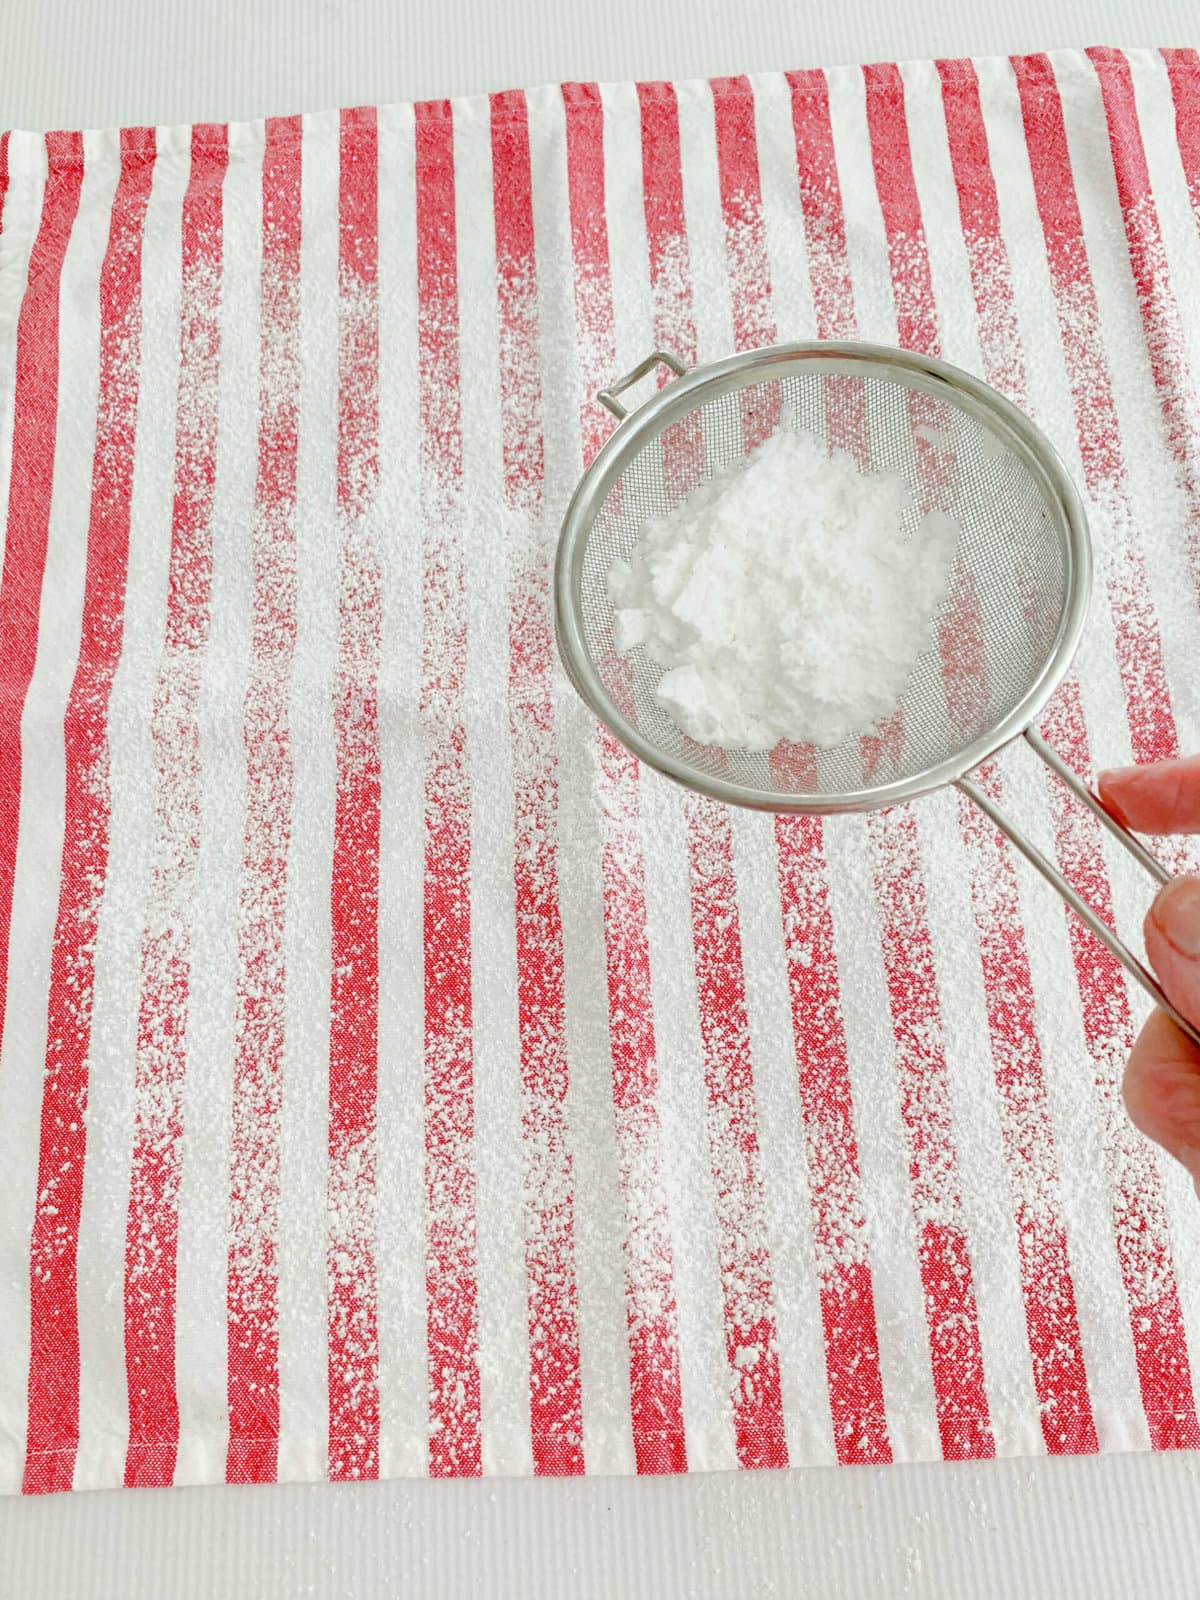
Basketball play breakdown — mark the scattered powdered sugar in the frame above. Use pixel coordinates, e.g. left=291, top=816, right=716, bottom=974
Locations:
left=607, top=425, right=960, bottom=751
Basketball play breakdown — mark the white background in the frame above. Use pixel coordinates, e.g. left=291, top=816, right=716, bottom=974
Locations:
left=0, top=0, right=1196, bottom=130
left=4, top=1, right=1200, bottom=1595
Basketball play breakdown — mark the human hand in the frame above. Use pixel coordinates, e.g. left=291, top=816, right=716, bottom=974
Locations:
left=1098, top=756, right=1200, bottom=1192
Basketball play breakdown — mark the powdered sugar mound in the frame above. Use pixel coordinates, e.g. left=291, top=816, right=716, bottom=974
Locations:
left=607, top=426, right=960, bottom=751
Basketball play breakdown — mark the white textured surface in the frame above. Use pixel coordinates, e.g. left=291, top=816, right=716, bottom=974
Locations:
left=4, top=1450, right=1200, bottom=1598
left=4, top=1, right=1200, bottom=1596
left=0, top=0, right=1193, bottom=130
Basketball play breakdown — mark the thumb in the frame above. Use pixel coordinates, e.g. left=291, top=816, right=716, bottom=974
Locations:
left=1144, top=875, right=1200, bottom=1027
left=1124, top=877, right=1200, bottom=1191
left=1124, top=1011, right=1200, bottom=1192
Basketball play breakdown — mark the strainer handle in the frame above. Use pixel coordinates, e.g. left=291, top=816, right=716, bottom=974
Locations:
left=598, top=350, right=688, bottom=420
left=957, top=732, right=1200, bottom=1051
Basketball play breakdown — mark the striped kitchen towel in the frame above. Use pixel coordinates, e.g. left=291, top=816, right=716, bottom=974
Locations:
left=2, top=46, right=1200, bottom=1493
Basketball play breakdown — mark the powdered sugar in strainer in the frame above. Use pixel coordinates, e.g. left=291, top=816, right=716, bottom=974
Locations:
left=555, top=341, right=1200, bottom=1048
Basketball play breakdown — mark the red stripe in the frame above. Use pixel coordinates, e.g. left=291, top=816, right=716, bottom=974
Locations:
left=327, top=104, right=382, bottom=1482
left=861, top=65, right=961, bottom=514
left=581, top=77, right=699, bottom=1478
left=786, top=72, right=859, bottom=341
left=637, top=80, right=707, bottom=508
left=1088, top=48, right=1200, bottom=609
left=711, top=77, right=778, bottom=456
left=1013, top=53, right=1200, bottom=1448
left=25, top=128, right=155, bottom=1495
left=689, top=74, right=814, bottom=1473
left=227, top=113, right=303, bottom=1487
left=783, top=71, right=906, bottom=1465
left=1163, top=45, right=1200, bottom=585
left=616, top=80, right=789, bottom=1472
left=710, top=78, right=774, bottom=356
left=956, top=764, right=1101, bottom=1453
left=1013, top=55, right=1177, bottom=763
left=563, top=84, right=617, bottom=468
left=937, top=56, right=1105, bottom=1453
left=1164, top=48, right=1200, bottom=611
left=0, top=131, right=9, bottom=235
left=489, top=88, right=585, bottom=1476
left=684, top=793, right=789, bottom=1470
left=783, top=71, right=872, bottom=480
left=735, top=77, right=893, bottom=1461
left=0, top=135, right=83, bottom=1121
left=563, top=81, right=691, bottom=1473
left=712, top=72, right=891, bottom=1468
left=862, top=68, right=940, bottom=353
left=871, top=808, right=994, bottom=1465
left=123, top=124, right=229, bottom=1490
left=933, top=62, right=1027, bottom=395
left=416, top=98, right=481, bottom=1478
left=788, top=67, right=993, bottom=1460
left=1163, top=49, right=1200, bottom=226
left=775, top=799, right=892, bottom=1464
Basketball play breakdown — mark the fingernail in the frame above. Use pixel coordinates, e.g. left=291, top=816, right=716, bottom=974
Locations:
left=1150, top=876, right=1200, bottom=962
left=1097, top=768, right=1132, bottom=827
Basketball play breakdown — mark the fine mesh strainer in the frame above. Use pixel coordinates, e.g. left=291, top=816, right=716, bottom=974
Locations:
left=555, top=342, right=1200, bottom=1049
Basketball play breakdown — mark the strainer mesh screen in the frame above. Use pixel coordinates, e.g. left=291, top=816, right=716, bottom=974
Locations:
left=577, top=364, right=1068, bottom=800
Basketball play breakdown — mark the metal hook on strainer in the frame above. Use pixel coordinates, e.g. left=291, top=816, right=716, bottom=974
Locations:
left=555, top=341, right=1200, bottom=1051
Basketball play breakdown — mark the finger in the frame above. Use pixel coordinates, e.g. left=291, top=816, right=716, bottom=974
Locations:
left=1133, top=876, right=1200, bottom=1193
left=1098, top=754, right=1200, bottom=835
left=1144, top=875, right=1200, bottom=1026
left=1124, top=1009, right=1200, bottom=1193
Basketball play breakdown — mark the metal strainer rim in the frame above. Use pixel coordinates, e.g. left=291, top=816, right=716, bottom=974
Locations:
left=554, top=340, right=1092, bottom=815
